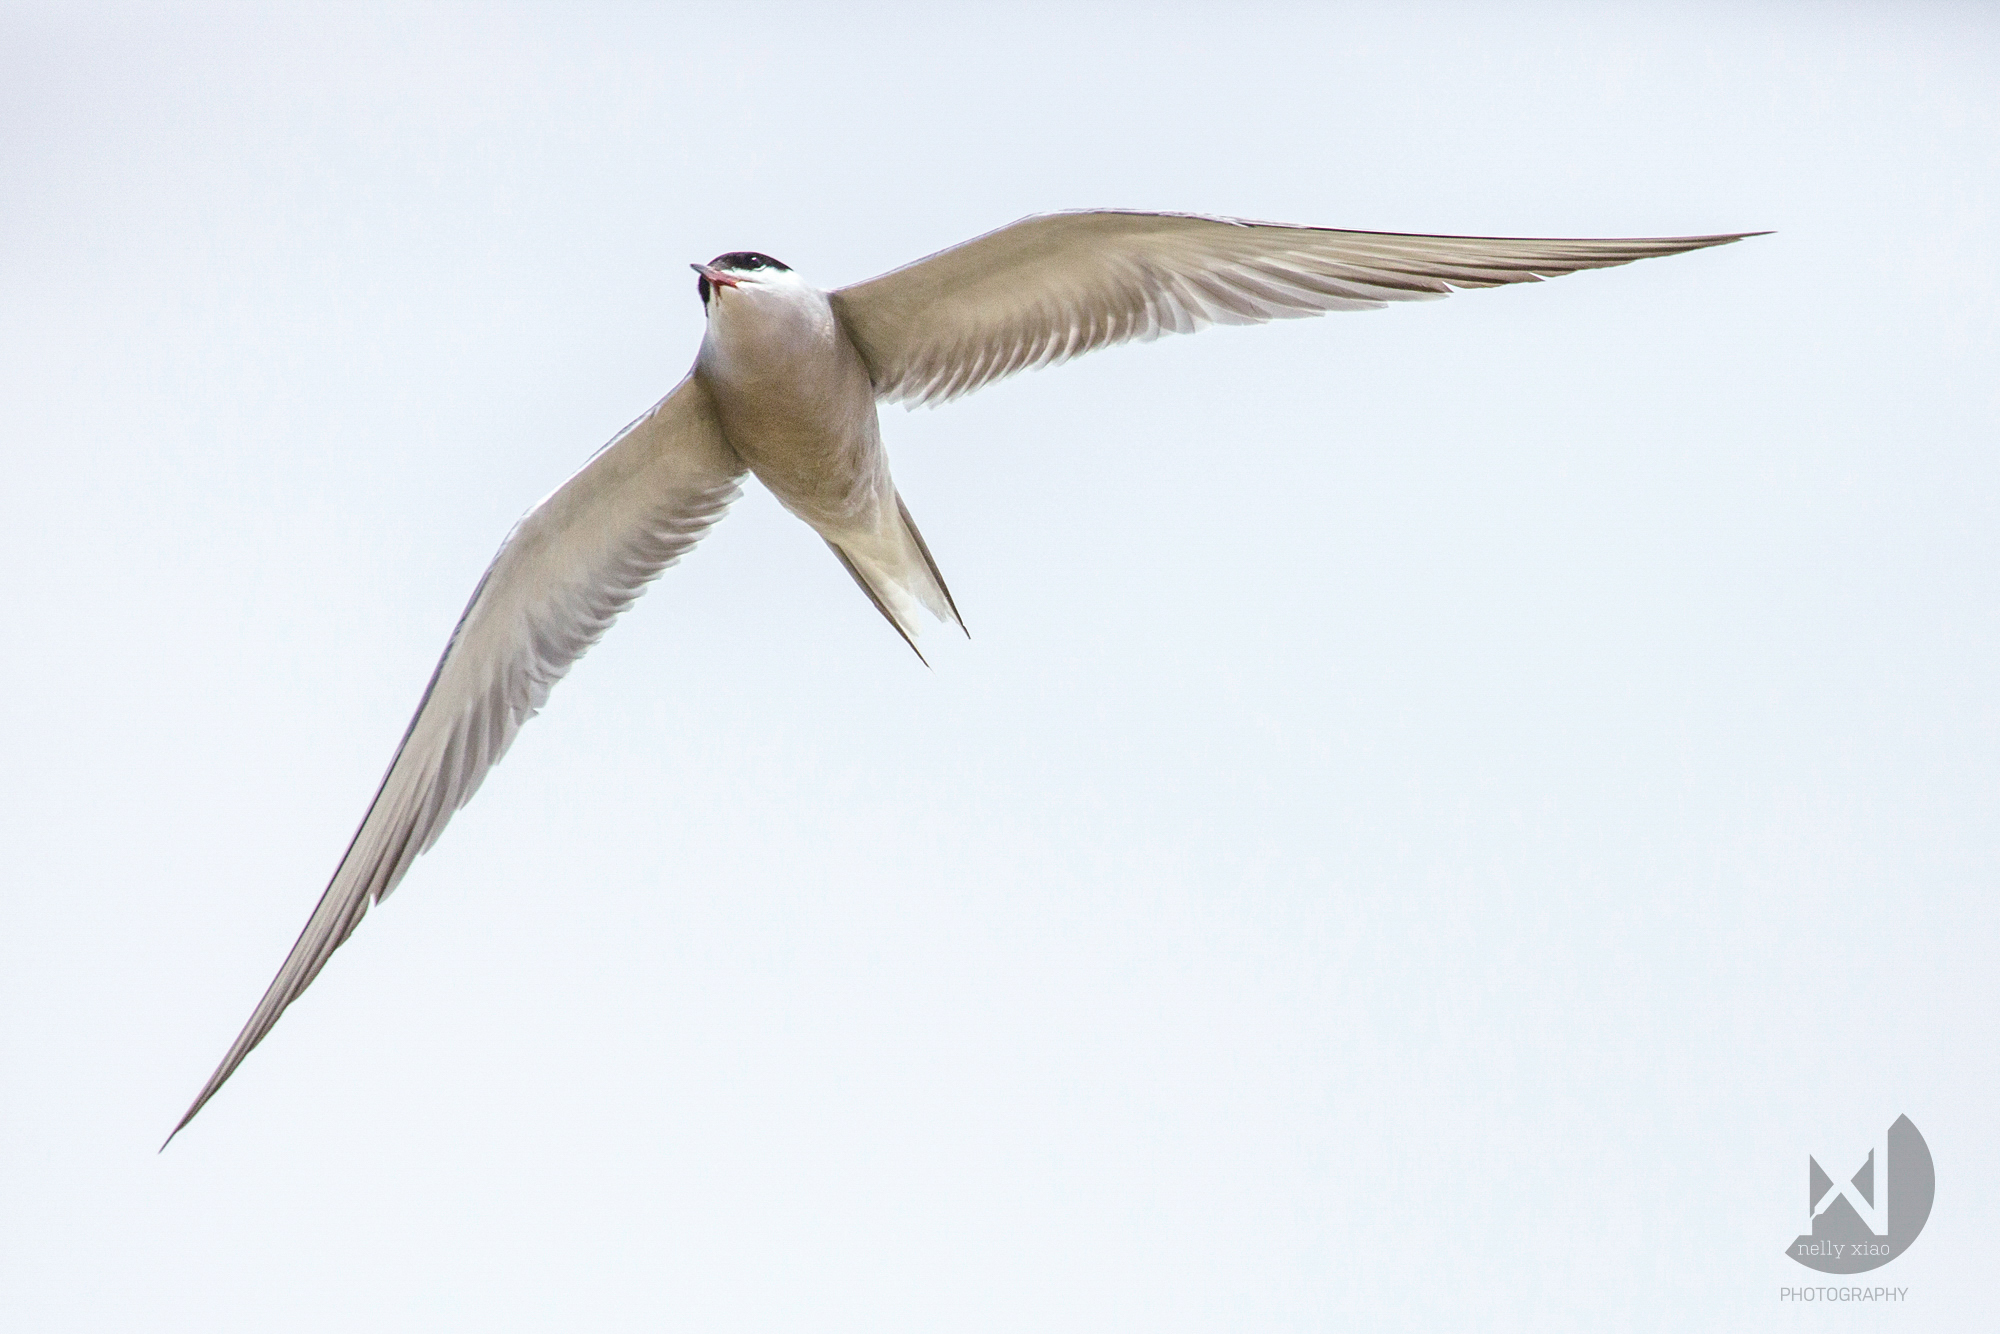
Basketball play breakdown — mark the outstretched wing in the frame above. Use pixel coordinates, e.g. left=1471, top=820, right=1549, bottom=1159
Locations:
left=831, top=209, right=1758, bottom=408
left=169, top=373, right=745, bottom=1143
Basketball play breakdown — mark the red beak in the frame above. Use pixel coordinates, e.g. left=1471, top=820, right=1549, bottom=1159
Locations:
left=690, top=263, right=740, bottom=288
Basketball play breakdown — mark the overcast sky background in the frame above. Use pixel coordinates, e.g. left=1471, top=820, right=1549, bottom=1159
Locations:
left=3, top=2, right=1996, bottom=1330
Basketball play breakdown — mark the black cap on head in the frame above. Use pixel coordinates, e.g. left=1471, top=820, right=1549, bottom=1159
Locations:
left=698, top=251, right=791, bottom=306
left=711, top=251, right=789, bottom=272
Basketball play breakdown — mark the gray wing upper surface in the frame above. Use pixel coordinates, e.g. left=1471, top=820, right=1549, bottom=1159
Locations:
left=170, top=374, right=745, bottom=1142
left=831, top=209, right=1757, bottom=408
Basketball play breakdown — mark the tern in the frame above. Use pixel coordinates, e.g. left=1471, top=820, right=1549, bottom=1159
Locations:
left=169, top=209, right=1757, bottom=1141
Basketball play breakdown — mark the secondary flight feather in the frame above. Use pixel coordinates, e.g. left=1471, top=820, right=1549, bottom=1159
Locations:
left=169, top=209, right=1759, bottom=1142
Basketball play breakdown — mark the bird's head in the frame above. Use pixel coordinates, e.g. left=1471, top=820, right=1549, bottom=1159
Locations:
left=691, top=252, right=794, bottom=309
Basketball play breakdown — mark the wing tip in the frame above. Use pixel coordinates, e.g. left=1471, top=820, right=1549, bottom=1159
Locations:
left=1673, top=229, right=1773, bottom=246
left=161, top=1087, right=212, bottom=1151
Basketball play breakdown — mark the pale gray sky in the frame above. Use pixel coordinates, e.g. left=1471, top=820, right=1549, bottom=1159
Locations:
left=3, top=2, right=1995, bottom=1330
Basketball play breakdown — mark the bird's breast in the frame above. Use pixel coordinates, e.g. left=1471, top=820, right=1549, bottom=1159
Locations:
left=697, top=290, right=885, bottom=532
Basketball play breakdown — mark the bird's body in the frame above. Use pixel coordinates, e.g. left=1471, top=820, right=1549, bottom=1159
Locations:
left=695, top=258, right=958, bottom=647
left=699, top=260, right=873, bottom=526
left=169, top=209, right=1760, bottom=1142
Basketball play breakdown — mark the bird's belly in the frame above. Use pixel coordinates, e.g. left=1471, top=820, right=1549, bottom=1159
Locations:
left=733, top=410, right=885, bottom=534
left=703, top=350, right=887, bottom=535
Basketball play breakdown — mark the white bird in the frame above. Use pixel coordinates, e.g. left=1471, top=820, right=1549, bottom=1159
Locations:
left=169, top=209, right=1757, bottom=1141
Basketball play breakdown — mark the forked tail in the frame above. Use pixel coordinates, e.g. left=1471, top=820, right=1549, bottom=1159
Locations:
left=826, top=494, right=964, bottom=662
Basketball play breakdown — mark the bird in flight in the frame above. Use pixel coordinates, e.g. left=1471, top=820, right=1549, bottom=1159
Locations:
left=168, top=209, right=1757, bottom=1142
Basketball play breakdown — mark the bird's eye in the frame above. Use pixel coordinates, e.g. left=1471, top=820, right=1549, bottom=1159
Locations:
left=744, top=257, right=764, bottom=269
